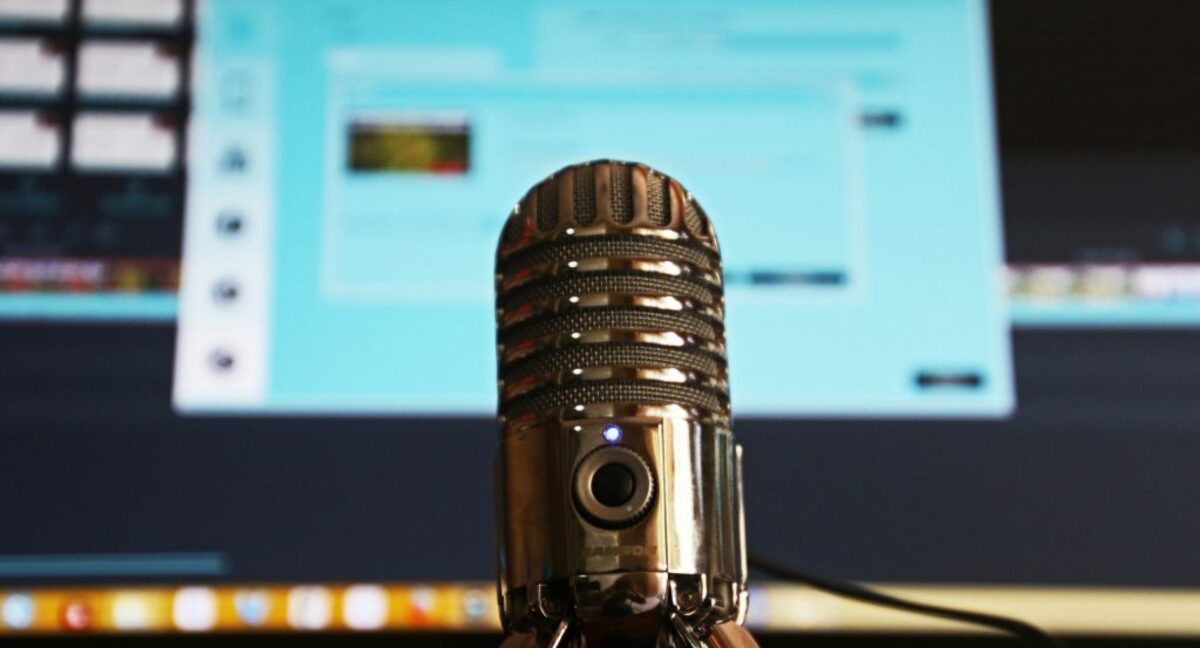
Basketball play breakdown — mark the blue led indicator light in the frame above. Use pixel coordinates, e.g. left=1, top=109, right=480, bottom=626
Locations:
left=602, top=425, right=622, bottom=443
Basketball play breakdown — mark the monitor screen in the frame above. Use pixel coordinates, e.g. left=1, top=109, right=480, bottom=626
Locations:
left=2, top=0, right=1200, bottom=639
left=172, top=0, right=1009, bottom=418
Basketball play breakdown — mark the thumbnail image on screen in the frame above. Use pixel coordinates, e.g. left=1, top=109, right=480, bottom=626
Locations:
left=347, top=113, right=471, bottom=175
left=0, top=0, right=191, bottom=320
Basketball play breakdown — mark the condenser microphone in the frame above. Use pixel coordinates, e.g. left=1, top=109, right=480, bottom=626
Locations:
left=495, top=161, right=756, bottom=648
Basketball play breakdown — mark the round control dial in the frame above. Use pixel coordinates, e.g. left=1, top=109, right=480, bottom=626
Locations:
left=573, top=446, right=655, bottom=529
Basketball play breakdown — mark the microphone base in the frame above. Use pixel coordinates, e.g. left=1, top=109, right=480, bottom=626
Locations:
left=501, top=571, right=749, bottom=648
left=499, top=620, right=759, bottom=648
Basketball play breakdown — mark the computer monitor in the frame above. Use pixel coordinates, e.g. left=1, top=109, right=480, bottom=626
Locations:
left=1, top=0, right=1199, bottom=638
left=172, top=0, right=1008, bottom=419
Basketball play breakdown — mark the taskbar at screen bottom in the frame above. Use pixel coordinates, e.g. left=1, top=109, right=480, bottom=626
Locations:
left=0, top=582, right=1197, bottom=637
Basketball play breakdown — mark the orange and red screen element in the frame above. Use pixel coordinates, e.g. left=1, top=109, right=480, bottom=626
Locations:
left=347, top=118, right=470, bottom=175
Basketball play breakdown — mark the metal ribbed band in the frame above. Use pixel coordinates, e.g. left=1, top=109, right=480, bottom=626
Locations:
left=505, top=380, right=727, bottom=418
left=500, top=306, right=720, bottom=347
left=499, top=271, right=719, bottom=312
left=498, top=235, right=718, bottom=276
left=503, top=343, right=725, bottom=385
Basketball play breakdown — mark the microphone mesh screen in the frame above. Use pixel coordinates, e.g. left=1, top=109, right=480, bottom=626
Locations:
left=573, top=165, right=597, bottom=225
left=647, top=174, right=670, bottom=226
left=499, top=307, right=719, bottom=347
left=496, top=160, right=727, bottom=422
left=609, top=163, right=634, bottom=224
left=536, top=181, right=558, bottom=231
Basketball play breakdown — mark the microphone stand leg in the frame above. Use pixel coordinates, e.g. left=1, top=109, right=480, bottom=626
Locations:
left=546, top=619, right=574, bottom=648
left=499, top=619, right=573, bottom=648
left=672, top=615, right=759, bottom=648
left=669, top=613, right=707, bottom=648
left=707, top=622, right=760, bottom=648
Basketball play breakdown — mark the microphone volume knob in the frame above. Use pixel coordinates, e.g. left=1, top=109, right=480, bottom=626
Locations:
left=572, top=446, right=655, bottom=529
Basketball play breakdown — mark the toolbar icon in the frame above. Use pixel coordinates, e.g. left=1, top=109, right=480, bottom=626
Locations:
left=234, top=589, right=270, bottom=627
left=1, top=593, right=34, bottom=630
left=59, top=598, right=93, bottom=632
left=111, top=592, right=152, bottom=630
left=287, top=587, right=330, bottom=631
left=173, top=587, right=216, bottom=632
left=343, top=585, right=387, bottom=631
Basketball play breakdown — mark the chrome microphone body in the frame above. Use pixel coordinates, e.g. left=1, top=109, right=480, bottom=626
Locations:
left=495, top=161, right=754, bottom=647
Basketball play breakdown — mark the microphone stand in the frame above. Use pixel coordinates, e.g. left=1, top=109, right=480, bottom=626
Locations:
left=494, top=161, right=759, bottom=648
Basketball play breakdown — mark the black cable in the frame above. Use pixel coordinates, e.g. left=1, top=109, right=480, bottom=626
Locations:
left=748, top=553, right=1066, bottom=647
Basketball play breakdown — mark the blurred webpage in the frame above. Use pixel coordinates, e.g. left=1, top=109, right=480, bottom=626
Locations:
left=175, top=0, right=1011, bottom=417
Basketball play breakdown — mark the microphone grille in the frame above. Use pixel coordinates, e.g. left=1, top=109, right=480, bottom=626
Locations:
left=496, top=160, right=727, bottom=427
left=609, top=162, right=633, bottom=224
left=572, top=164, right=598, bottom=226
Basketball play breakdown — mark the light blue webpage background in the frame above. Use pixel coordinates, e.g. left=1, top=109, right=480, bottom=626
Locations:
left=189, top=0, right=1013, bottom=416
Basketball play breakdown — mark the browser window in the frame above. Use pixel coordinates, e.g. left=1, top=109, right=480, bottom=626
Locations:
left=173, top=0, right=1010, bottom=418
